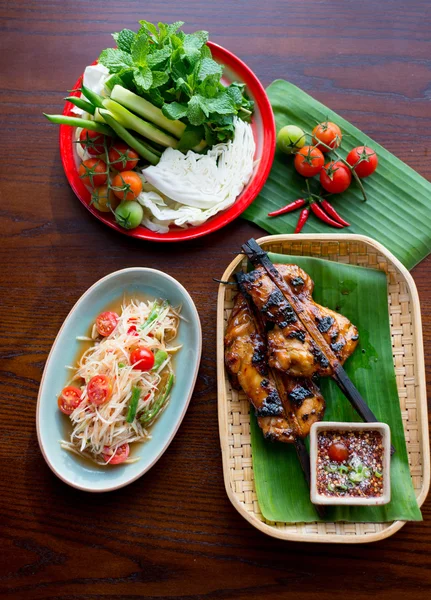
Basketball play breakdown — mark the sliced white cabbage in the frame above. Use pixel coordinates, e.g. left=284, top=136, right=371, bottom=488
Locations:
left=70, top=63, right=110, bottom=115
left=138, top=119, right=255, bottom=229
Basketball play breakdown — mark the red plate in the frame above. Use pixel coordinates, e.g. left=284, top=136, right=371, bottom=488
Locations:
left=60, top=41, right=276, bottom=242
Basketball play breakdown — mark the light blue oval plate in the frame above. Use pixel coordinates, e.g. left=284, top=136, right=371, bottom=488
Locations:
left=36, top=268, right=202, bottom=492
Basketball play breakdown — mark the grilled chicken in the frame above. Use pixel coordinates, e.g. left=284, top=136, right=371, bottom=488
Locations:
left=224, top=291, right=325, bottom=441
left=276, top=373, right=325, bottom=437
left=240, top=264, right=359, bottom=377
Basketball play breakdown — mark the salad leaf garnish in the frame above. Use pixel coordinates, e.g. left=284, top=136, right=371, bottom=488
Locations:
left=98, top=20, right=254, bottom=144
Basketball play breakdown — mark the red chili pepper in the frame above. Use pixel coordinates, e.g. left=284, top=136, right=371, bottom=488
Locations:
left=294, top=207, right=310, bottom=233
left=268, top=198, right=306, bottom=217
left=310, top=202, right=345, bottom=228
left=320, top=199, right=350, bottom=227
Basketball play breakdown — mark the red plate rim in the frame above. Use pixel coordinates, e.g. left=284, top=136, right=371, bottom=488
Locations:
left=60, top=41, right=276, bottom=242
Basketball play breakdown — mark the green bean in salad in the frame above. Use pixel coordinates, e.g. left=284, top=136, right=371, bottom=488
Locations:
left=64, top=96, right=96, bottom=115
left=99, top=110, right=160, bottom=165
left=126, top=386, right=142, bottom=423
left=80, top=84, right=105, bottom=109
left=140, top=374, right=175, bottom=426
left=43, top=114, right=113, bottom=135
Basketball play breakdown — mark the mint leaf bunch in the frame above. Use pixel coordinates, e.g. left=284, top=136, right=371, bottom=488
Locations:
left=98, top=20, right=254, bottom=146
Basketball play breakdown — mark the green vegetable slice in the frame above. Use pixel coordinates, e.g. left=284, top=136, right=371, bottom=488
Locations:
left=152, top=350, right=168, bottom=372
left=103, top=98, right=178, bottom=148
left=140, top=374, right=174, bottom=426
left=126, top=387, right=141, bottom=423
left=139, top=300, right=169, bottom=333
left=111, top=85, right=185, bottom=138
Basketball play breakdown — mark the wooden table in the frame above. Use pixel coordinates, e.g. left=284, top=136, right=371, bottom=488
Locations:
left=1, top=1, right=430, bottom=598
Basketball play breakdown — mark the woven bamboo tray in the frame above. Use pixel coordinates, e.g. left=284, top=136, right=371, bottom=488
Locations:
left=217, top=234, right=430, bottom=543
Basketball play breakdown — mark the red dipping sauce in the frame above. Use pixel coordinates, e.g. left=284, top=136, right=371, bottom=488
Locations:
left=316, top=430, right=384, bottom=498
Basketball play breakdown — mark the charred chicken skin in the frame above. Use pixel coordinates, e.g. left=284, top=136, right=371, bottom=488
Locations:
left=224, top=291, right=325, bottom=441
left=240, top=264, right=359, bottom=378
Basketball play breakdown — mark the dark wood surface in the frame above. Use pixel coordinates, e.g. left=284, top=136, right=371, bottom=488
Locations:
left=1, top=1, right=430, bottom=598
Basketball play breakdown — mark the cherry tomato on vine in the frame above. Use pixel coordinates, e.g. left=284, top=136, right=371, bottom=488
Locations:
left=91, top=185, right=120, bottom=213
left=114, top=201, right=144, bottom=230
left=112, top=171, right=143, bottom=201
left=312, top=122, right=342, bottom=152
left=108, top=143, right=139, bottom=171
left=87, top=374, right=112, bottom=406
left=320, top=161, right=352, bottom=194
left=130, top=346, right=155, bottom=371
left=79, top=129, right=111, bottom=156
left=103, top=443, right=130, bottom=465
left=58, top=386, right=83, bottom=415
left=277, top=125, right=306, bottom=155
left=78, top=158, right=108, bottom=188
left=96, top=311, right=119, bottom=337
left=294, top=146, right=325, bottom=177
left=346, top=146, right=378, bottom=178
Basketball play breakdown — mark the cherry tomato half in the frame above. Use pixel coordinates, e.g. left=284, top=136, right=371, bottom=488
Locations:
left=79, top=129, right=111, bottom=156
left=328, top=441, right=350, bottom=463
left=87, top=374, right=112, bottom=406
left=312, top=122, right=342, bottom=153
left=112, top=171, right=143, bottom=201
left=78, top=158, right=108, bottom=188
left=294, top=146, right=325, bottom=177
left=58, top=386, right=83, bottom=415
left=96, top=311, right=119, bottom=337
left=346, top=146, right=378, bottom=178
left=130, top=346, right=155, bottom=371
left=108, top=143, right=139, bottom=172
left=103, top=443, right=130, bottom=465
left=320, top=161, right=352, bottom=194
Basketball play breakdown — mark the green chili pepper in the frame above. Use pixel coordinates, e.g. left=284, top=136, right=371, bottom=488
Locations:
left=327, top=482, right=335, bottom=492
left=338, top=465, right=349, bottom=474
left=374, top=470, right=383, bottom=478
left=336, top=484, right=348, bottom=491
left=126, top=387, right=141, bottom=423
left=363, top=467, right=372, bottom=479
left=348, top=471, right=364, bottom=484
left=140, top=374, right=174, bottom=426
left=324, top=463, right=338, bottom=473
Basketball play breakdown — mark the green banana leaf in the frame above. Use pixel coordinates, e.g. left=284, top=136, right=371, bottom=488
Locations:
left=243, top=80, right=431, bottom=270
left=250, top=252, right=422, bottom=522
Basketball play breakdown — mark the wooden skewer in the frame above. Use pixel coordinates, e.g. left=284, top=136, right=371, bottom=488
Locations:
left=236, top=272, right=327, bottom=518
left=241, top=238, right=395, bottom=455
